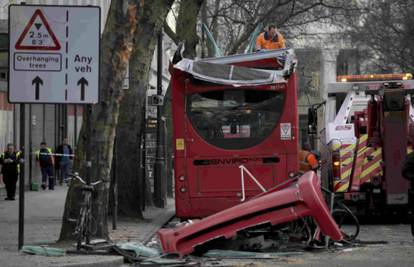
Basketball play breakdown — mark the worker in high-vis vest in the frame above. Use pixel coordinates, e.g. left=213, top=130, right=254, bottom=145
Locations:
left=35, top=142, right=55, bottom=190
left=298, top=143, right=319, bottom=173
left=255, top=25, right=286, bottom=51
left=0, top=143, right=23, bottom=200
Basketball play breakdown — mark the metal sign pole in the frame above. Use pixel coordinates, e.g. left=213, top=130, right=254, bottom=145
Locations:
left=86, top=105, right=92, bottom=185
left=153, top=30, right=166, bottom=208
left=18, top=104, right=25, bottom=250
left=85, top=104, right=92, bottom=246
left=112, top=136, right=117, bottom=230
left=28, top=104, right=32, bottom=190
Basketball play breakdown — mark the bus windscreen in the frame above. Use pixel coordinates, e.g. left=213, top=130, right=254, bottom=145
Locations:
left=187, top=89, right=285, bottom=150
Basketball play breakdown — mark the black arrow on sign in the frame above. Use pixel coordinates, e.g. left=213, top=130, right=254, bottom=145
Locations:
left=77, top=77, right=89, bottom=101
left=32, top=76, right=43, bottom=100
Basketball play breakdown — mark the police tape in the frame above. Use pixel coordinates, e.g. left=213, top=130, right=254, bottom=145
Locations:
left=35, top=152, right=75, bottom=157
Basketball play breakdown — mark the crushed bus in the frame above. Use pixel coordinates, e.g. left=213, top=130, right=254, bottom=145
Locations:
left=171, top=49, right=299, bottom=218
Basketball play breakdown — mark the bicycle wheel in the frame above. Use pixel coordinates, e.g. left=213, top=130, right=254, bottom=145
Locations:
left=288, top=218, right=312, bottom=244
left=332, top=208, right=360, bottom=241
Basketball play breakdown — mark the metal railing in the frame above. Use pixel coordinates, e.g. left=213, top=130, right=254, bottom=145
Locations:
left=239, top=165, right=267, bottom=202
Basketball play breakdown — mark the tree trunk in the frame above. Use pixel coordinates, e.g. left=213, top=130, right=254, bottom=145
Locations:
left=162, top=0, right=204, bottom=199
left=176, top=0, right=204, bottom=58
left=115, top=0, right=174, bottom=217
left=59, top=0, right=142, bottom=241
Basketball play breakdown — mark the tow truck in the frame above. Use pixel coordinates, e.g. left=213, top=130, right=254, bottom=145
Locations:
left=317, top=73, right=414, bottom=216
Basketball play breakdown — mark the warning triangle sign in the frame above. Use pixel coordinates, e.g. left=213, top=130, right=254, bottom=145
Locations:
left=15, top=9, right=61, bottom=51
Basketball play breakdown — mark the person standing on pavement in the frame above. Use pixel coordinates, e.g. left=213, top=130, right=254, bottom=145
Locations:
left=0, top=144, right=23, bottom=200
left=55, top=138, right=73, bottom=185
left=36, top=142, right=55, bottom=190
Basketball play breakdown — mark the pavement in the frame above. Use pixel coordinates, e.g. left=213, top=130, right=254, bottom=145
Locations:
left=0, top=184, right=6, bottom=197
left=0, top=185, right=175, bottom=267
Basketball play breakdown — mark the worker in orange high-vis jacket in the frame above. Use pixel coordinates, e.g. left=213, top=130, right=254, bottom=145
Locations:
left=255, top=25, right=286, bottom=51
left=298, top=143, right=319, bottom=173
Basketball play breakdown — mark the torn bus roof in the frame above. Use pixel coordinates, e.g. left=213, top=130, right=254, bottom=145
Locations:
left=158, top=172, right=343, bottom=257
left=174, top=59, right=286, bottom=86
left=200, top=48, right=295, bottom=71
left=173, top=49, right=297, bottom=86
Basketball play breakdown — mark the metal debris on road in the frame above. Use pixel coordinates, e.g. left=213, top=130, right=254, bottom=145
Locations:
left=115, top=241, right=161, bottom=258
left=21, top=245, right=66, bottom=257
left=139, top=254, right=200, bottom=266
left=203, top=249, right=303, bottom=259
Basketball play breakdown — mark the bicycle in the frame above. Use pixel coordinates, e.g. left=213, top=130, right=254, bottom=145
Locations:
left=321, top=186, right=359, bottom=243
left=317, top=138, right=360, bottom=242
left=278, top=150, right=360, bottom=247
left=68, top=173, right=103, bottom=250
left=287, top=181, right=359, bottom=248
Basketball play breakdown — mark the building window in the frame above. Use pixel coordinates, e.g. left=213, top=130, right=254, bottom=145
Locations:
left=0, top=51, right=7, bottom=65
left=0, top=70, right=6, bottom=80
left=0, top=34, right=8, bottom=71
left=0, top=33, right=7, bottom=51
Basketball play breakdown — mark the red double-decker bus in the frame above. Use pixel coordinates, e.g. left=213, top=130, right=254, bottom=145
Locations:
left=172, top=49, right=299, bottom=218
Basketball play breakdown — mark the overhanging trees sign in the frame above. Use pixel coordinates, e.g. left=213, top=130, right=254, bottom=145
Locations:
left=15, top=9, right=61, bottom=51
left=8, top=5, right=100, bottom=104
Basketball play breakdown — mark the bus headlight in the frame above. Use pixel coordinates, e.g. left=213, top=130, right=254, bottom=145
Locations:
left=179, top=175, right=185, bottom=181
left=180, top=187, right=187, bottom=193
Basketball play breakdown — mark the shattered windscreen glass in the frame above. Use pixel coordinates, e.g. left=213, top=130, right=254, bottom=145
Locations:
left=187, top=89, right=285, bottom=150
left=191, top=61, right=275, bottom=84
